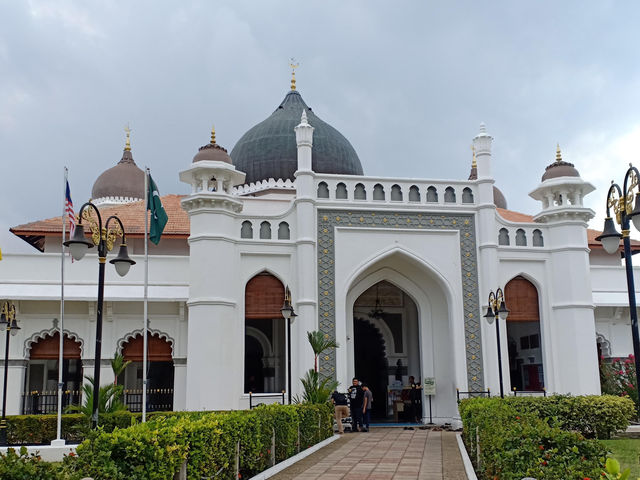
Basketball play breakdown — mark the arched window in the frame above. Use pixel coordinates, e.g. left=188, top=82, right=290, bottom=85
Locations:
left=505, top=276, right=544, bottom=392
left=260, top=221, right=272, bottom=240
left=408, top=185, right=420, bottom=202
left=391, top=184, right=403, bottom=201
left=245, top=273, right=286, bottom=393
left=515, top=229, right=527, bottom=246
left=336, top=183, right=348, bottom=199
left=462, top=187, right=474, bottom=203
left=25, top=333, right=83, bottom=414
left=241, top=221, right=253, bottom=239
left=498, top=228, right=510, bottom=246
left=532, top=229, right=544, bottom=247
left=373, top=184, right=385, bottom=201
left=444, top=187, right=456, bottom=203
left=317, top=182, right=329, bottom=198
left=427, top=186, right=438, bottom=202
left=278, top=222, right=290, bottom=240
left=121, top=333, right=174, bottom=412
left=354, top=183, right=367, bottom=200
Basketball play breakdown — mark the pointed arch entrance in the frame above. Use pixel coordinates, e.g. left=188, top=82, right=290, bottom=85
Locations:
left=120, top=333, right=174, bottom=412
left=24, top=332, right=83, bottom=414
left=505, top=276, right=545, bottom=391
left=244, top=272, right=286, bottom=393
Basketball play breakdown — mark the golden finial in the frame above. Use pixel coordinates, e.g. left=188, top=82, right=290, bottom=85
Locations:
left=124, top=124, right=131, bottom=151
left=210, top=125, right=216, bottom=144
left=289, top=58, right=299, bottom=91
left=556, top=143, right=562, bottom=163
left=471, top=145, right=477, bottom=169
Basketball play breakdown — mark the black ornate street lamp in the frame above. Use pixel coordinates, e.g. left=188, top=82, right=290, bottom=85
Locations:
left=0, top=301, right=20, bottom=446
left=64, top=202, right=135, bottom=428
left=484, top=288, right=509, bottom=398
left=596, top=165, right=640, bottom=413
left=280, top=286, right=297, bottom=405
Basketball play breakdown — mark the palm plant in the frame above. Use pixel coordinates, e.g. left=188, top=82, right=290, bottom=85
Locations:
left=307, top=330, right=339, bottom=373
left=110, top=352, right=131, bottom=385
left=297, top=369, right=339, bottom=404
left=66, top=376, right=127, bottom=415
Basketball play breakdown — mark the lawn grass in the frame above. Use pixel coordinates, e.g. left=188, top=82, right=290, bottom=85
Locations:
left=602, top=439, right=640, bottom=478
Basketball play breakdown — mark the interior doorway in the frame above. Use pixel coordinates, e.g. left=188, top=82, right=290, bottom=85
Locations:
left=353, top=280, right=421, bottom=422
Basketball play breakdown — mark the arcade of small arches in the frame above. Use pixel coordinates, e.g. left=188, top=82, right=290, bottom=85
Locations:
left=316, top=181, right=475, bottom=204
left=498, top=227, right=545, bottom=247
left=20, top=328, right=176, bottom=415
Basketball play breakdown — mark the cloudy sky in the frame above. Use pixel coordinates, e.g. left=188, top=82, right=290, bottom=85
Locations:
left=1, top=0, right=639, bottom=253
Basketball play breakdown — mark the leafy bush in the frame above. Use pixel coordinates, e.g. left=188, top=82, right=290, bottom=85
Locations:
left=601, top=355, right=639, bottom=415
left=60, top=403, right=333, bottom=480
left=460, top=397, right=608, bottom=480
left=0, top=446, right=60, bottom=480
left=502, top=394, right=635, bottom=439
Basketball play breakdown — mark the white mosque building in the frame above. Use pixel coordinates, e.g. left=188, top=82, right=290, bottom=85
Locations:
left=0, top=78, right=637, bottom=424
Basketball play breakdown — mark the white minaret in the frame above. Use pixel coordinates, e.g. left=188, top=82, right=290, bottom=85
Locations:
left=471, top=123, right=504, bottom=395
left=179, top=132, right=246, bottom=410
left=529, top=145, right=599, bottom=394
left=292, top=110, right=318, bottom=390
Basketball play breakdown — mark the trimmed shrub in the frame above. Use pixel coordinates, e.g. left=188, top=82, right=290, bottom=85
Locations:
left=460, top=397, right=608, bottom=480
left=0, top=446, right=60, bottom=480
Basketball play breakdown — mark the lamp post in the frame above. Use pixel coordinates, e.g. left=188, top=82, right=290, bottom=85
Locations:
left=64, top=202, right=135, bottom=428
left=484, top=288, right=509, bottom=398
left=0, top=301, right=20, bottom=446
left=280, top=286, right=297, bottom=405
left=596, top=165, right=640, bottom=413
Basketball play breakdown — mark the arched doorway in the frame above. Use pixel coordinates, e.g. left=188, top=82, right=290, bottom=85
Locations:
left=505, top=276, right=545, bottom=391
left=244, top=272, right=286, bottom=393
left=353, top=280, right=421, bottom=421
left=25, top=332, right=82, bottom=414
left=121, top=333, right=174, bottom=412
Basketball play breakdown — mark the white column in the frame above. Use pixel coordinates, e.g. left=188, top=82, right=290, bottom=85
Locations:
left=293, top=111, right=318, bottom=394
left=172, top=359, right=187, bottom=411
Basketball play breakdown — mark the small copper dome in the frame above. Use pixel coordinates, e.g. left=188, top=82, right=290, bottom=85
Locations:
left=92, top=149, right=145, bottom=200
left=542, top=145, right=580, bottom=181
left=193, top=127, right=232, bottom=163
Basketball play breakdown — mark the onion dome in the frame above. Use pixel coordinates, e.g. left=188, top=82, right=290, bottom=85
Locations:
left=468, top=146, right=508, bottom=209
left=541, top=144, right=580, bottom=181
left=230, top=87, right=363, bottom=184
left=193, top=126, right=232, bottom=163
left=92, top=128, right=145, bottom=202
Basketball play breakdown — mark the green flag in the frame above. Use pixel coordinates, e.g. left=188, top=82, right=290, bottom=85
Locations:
left=147, top=173, right=168, bottom=245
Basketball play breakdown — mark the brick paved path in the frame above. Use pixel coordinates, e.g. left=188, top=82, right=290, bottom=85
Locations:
left=268, top=428, right=468, bottom=480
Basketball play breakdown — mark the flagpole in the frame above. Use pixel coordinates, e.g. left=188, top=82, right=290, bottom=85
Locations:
left=52, top=167, right=67, bottom=446
left=142, top=168, right=149, bottom=422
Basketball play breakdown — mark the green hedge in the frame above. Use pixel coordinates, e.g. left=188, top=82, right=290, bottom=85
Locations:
left=54, top=403, right=333, bottom=480
left=458, top=395, right=635, bottom=480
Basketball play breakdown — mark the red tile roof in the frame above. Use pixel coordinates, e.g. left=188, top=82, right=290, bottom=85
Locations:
left=10, top=195, right=189, bottom=251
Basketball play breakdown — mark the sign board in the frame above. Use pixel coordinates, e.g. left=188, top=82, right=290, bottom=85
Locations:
left=423, top=377, right=436, bottom=395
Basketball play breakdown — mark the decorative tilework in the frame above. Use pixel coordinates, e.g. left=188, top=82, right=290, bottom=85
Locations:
left=317, top=209, right=484, bottom=391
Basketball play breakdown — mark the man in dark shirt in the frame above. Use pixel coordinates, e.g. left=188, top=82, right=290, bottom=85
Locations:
left=331, top=390, right=349, bottom=434
left=408, top=375, right=422, bottom=423
left=347, top=377, right=364, bottom=432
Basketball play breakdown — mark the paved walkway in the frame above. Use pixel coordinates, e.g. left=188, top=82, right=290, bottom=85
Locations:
left=269, top=428, right=468, bottom=480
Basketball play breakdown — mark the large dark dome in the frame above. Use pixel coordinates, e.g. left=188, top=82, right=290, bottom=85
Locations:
left=92, top=149, right=145, bottom=200
left=230, top=90, right=363, bottom=184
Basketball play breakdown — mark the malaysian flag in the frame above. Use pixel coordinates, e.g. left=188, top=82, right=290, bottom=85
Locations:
left=65, top=181, right=75, bottom=237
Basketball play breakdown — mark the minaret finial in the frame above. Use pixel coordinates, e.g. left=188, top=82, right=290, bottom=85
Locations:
left=289, top=58, right=299, bottom=91
left=210, top=125, right=216, bottom=144
left=124, top=124, right=131, bottom=151
left=471, top=145, right=477, bottom=169
left=556, top=143, right=562, bottom=163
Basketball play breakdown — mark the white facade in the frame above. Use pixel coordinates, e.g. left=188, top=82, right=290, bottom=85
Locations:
left=0, top=107, right=637, bottom=425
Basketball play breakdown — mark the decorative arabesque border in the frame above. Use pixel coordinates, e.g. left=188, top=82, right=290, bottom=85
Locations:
left=317, top=209, right=484, bottom=391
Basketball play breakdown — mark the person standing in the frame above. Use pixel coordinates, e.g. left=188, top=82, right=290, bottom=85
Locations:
left=362, top=384, right=373, bottom=432
left=331, top=389, right=349, bottom=434
left=347, top=377, right=364, bottom=432
left=408, top=375, right=422, bottom=423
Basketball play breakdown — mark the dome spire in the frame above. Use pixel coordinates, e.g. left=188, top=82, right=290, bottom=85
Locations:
left=124, top=124, right=132, bottom=151
left=471, top=144, right=477, bottom=169
left=556, top=143, right=562, bottom=163
left=289, top=58, right=299, bottom=91
left=211, top=125, right=216, bottom=144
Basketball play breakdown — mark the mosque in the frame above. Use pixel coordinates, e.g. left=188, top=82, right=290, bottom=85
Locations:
left=0, top=73, right=636, bottom=424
